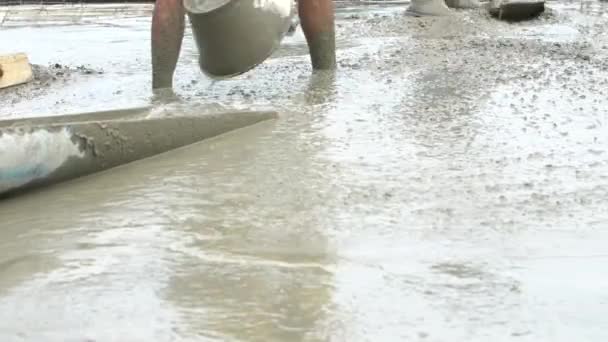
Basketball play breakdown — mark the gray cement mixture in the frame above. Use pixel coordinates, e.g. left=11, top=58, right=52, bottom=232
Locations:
left=1, top=63, right=103, bottom=107
left=1, top=1, right=608, bottom=341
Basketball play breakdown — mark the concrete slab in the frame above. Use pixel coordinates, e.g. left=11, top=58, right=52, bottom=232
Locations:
left=0, top=3, right=608, bottom=341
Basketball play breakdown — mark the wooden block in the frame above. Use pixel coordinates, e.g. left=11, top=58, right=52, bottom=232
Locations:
left=0, top=53, right=34, bottom=89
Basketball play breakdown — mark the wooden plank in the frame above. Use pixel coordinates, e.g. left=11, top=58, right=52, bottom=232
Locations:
left=0, top=52, right=34, bottom=89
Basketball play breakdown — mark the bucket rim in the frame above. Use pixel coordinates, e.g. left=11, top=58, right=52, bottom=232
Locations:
left=184, top=0, right=234, bottom=14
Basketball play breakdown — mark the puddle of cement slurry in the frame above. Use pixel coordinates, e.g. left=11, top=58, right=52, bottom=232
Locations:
left=1, top=3, right=608, bottom=342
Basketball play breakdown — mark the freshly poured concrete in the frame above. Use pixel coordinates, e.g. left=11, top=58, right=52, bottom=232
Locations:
left=1, top=2, right=608, bottom=341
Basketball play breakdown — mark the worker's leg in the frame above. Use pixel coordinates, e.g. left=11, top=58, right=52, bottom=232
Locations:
left=151, top=0, right=185, bottom=89
left=298, top=0, right=336, bottom=70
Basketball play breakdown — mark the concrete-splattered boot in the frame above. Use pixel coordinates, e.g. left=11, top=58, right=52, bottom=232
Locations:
left=445, top=0, right=482, bottom=9
left=406, top=0, right=454, bottom=16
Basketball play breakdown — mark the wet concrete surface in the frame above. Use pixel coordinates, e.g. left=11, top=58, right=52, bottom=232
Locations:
left=1, top=1, right=608, bottom=341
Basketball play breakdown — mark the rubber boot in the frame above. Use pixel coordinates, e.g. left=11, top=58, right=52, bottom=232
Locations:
left=406, top=0, right=454, bottom=16
left=445, top=0, right=482, bottom=8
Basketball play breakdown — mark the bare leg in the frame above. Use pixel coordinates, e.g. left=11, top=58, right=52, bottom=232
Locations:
left=151, top=0, right=185, bottom=89
left=298, top=0, right=336, bottom=70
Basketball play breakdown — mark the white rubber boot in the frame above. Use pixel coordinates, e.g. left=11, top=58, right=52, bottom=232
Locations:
left=445, top=0, right=483, bottom=9
left=406, top=0, right=454, bottom=16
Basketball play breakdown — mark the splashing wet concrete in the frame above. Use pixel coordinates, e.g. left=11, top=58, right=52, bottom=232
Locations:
left=0, top=1, right=608, bottom=341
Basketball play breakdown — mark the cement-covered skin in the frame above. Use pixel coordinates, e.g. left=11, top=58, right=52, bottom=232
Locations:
left=1, top=2, right=608, bottom=341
